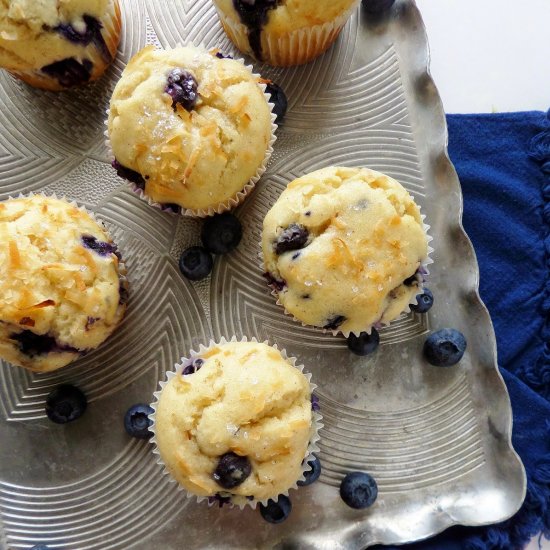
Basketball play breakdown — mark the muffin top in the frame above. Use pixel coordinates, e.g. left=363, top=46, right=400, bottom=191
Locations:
left=0, top=195, right=126, bottom=371
left=262, top=166, right=429, bottom=334
left=154, top=341, right=313, bottom=503
left=108, top=45, right=273, bottom=212
left=215, top=0, right=358, bottom=36
left=0, top=0, right=114, bottom=72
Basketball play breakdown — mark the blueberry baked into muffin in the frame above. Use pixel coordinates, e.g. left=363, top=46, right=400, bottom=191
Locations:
left=0, top=0, right=121, bottom=90
left=0, top=196, right=128, bottom=372
left=262, top=166, right=430, bottom=335
left=212, top=0, right=359, bottom=66
left=107, top=45, right=274, bottom=215
left=152, top=340, right=317, bottom=506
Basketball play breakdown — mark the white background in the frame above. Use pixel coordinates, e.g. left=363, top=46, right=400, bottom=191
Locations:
left=416, top=0, right=550, bottom=114
left=415, top=2, right=550, bottom=549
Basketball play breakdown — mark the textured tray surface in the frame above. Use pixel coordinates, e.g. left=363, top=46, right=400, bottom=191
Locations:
left=0, top=1, right=525, bottom=549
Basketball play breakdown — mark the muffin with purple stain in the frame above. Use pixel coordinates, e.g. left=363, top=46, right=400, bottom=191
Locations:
left=0, top=0, right=121, bottom=90
left=107, top=45, right=275, bottom=216
left=0, top=195, right=128, bottom=372
left=212, top=0, right=359, bottom=66
left=150, top=338, right=321, bottom=507
left=262, top=167, right=431, bottom=335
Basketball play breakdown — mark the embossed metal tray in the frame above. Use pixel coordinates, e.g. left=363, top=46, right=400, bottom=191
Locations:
left=0, top=1, right=526, bottom=548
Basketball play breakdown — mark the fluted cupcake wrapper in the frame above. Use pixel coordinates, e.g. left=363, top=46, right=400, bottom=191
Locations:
left=104, top=43, right=277, bottom=218
left=9, top=0, right=121, bottom=91
left=148, top=335, right=322, bottom=510
left=260, top=215, right=434, bottom=338
left=1, top=192, right=129, bottom=372
left=213, top=0, right=359, bottom=67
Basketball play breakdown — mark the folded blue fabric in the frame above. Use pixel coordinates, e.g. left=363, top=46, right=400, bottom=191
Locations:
left=373, top=110, right=550, bottom=550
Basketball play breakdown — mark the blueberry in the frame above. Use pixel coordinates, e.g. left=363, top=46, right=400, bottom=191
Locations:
left=41, top=57, right=93, bottom=88
left=259, top=495, right=292, bottom=524
left=263, top=272, right=286, bottom=291
left=410, top=288, right=434, bottom=314
left=340, top=471, right=378, bottom=509
left=182, top=358, right=204, bottom=375
left=81, top=234, right=117, bottom=256
left=112, top=159, right=146, bottom=188
left=45, top=385, right=87, bottom=424
left=124, top=404, right=154, bottom=439
left=265, top=82, right=288, bottom=124
left=362, top=0, right=395, bottom=14
left=165, top=68, right=198, bottom=111
left=215, top=52, right=233, bottom=59
left=201, top=213, right=242, bottom=254
left=423, top=328, right=467, bottom=367
left=324, top=315, right=346, bottom=330
left=275, top=224, right=309, bottom=255
left=54, top=15, right=110, bottom=62
left=213, top=452, right=252, bottom=489
left=311, top=394, right=320, bottom=412
left=12, top=330, right=57, bottom=357
left=297, top=456, right=321, bottom=486
left=178, top=246, right=213, bottom=281
left=347, top=329, right=380, bottom=356
left=208, top=493, right=232, bottom=507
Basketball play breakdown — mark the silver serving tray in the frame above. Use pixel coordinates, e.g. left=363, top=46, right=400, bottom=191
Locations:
left=0, top=1, right=526, bottom=548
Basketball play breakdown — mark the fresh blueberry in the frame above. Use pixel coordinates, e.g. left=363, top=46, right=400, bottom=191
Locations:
left=265, top=82, right=288, bottom=124
left=297, top=456, right=321, bottom=486
left=213, top=452, right=252, bottom=489
left=182, top=358, right=204, bottom=375
left=324, top=315, right=346, bottom=330
left=165, top=68, right=198, bottom=111
left=178, top=246, right=213, bottom=281
left=423, top=328, right=467, bottom=367
left=410, top=288, right=434, bottom=314
left=81, top=234, right=117, bottom=256
left=275, top=224, right=309, bottom=255
left=347, top=329, right=380, bottom=356
left=124, top=404, right=154, bottom=439
left=263, top=272, right=286, bottom=291
left=340, top=471, right=378, bottom=509
left=362, top=0, right=395, bottom=14
left=201, top=213, right=243, bottom=254
left=41, top=57, right=93, bottom=88
left=112, top=159, right=146, bottom=188
left=259, top=495, right=292, bottom=524
left=45, top=385, right=87, bottom=424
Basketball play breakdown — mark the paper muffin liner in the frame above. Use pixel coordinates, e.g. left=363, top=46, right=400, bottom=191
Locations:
left=148, top=335, right=323, bottom=510
left=0, top=192, right=129, bottom=371
left=9, top=0, right=121, bottom=91
left=261, top=216, right=434, bottom=338
left=213, top=0, right=359, bottom=67
left=104, top=43, right=277, bottom=218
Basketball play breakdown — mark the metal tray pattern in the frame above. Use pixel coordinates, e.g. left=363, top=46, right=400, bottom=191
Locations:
left=0, top=1, right=526, bottom=548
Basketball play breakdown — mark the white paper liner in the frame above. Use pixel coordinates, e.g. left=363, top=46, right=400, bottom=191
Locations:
left=104, top=43, right=278, bottom=218
left=148, top=335, right=323, bottom=510
left=1, top=192, right=128, bottom=371
left=213, top=0, right=359, bottom=66
left=9, top=0, right=121, bottom=91
left=261, top=215, right=434, bottom=338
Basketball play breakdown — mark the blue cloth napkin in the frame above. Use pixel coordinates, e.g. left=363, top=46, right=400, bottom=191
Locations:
left=373, top=110, right=550, bottom=550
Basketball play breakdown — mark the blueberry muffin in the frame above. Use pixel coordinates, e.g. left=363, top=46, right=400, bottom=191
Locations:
left=152, top=340, right=316, bottom=506
left=212, top=0, right=359, bottom=66
left=107, top=45, right=274, bottom=215
left=0, top=0, right=121, bottom=90
left=262, top=167, right=429, bottom=335
left=0, top=195, right=128, bottom=372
